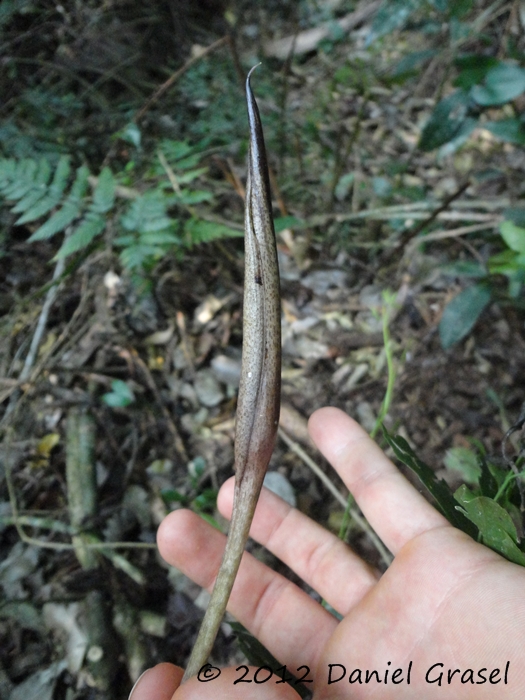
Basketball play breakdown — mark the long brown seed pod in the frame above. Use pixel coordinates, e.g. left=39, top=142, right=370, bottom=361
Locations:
left=183, top=65, right=281, bottom=681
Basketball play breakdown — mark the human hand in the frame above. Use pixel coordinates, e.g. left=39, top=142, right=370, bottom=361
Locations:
left=129, top=407, right=525, bottom=699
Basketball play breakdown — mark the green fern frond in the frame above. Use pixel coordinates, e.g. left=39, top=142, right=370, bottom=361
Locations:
left=0, top=149, right=241, bottom=271
left=2, top=159, right=39, bottom=200
left=0, top=158, right=52, bottom=213
left=91, top=167, right=115, bottom=214
left=54, top=167, right=115, bottom=259
left=16, top=155, right=71, bottom=224
left=11, top=160, right=53, bottom=214
left=120, top=191, right=172, bottom=233
left=29, top=165, right=89, bottom=241
left=0, top=156, right=115, bottom=255
left=184, top=218, right=242, bottom=246
left=54, top=214, right=105, bottom=259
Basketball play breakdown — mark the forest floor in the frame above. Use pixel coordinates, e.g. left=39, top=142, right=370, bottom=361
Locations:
left=0, top=2, right=524, bottom=699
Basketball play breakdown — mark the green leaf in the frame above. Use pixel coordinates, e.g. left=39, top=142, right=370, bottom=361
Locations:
left=440, top=260, right=487, bottom=278
left=92, top=167, right=115, bottom=213
left=229, top=622, right=311, bottom=699
left=54, top=214, right=105, bottom=259
left=193, top=488, right=218, bottom=512
left=478, top=454, right=500, bottom=500
left=488, top=248, right=520, bottom=275
left=454, top=485, right=525, bottom=566
left=138, top=231, right=180, bottom=245
left=184, top=218, right=243, bottom=245
left=437, top=117, right=477, bottom=156
left=503, top=207, right=525, bottom=227
left=17, top=155, right=71, bottom=224
left=335, top=172, right=355, bottom=201
left=439, top=284, right=492, bottom=349
left=175, top=189, right=213, bottom=205
left=471, top=63, right=525, bottom=106
left=367, top=0, right=424, bottom=44
left=121, top=192, right=170, bottom=233
left=118, top=244, right=164, bottom=270
left=484, top=118, right=525, bottom=146
left=454, top=54, right=499, bottom=90
left=198, top=513, right=222, bottom=530
left=392, top=50, right=437, bottom=79
left=159, top=139, right=193, bottom=162
left=160, top=488, right=190, bottom=506
left=102, top=379, right=135, bottom=407
left=2, top=158, right=38, bottom=199
left=419, top=91, right=472, bottom=151
left=119, top=123, right=141, bottom=148
left=273, top=216, right=305, bottom=232
left=444, top=447, right=481, bottom=484
left=11, top=159, right=53, bottom=213
left=382, top=430, right=477, bottom=536
left=29, top=165, right=89, bottom=241
left=448, top=0, right=473, bottom=16
left=174, top=167, right=208, bottom=184
left=0, top=159, right=16, bottom=187
left=499, top=221, right=525, bottom=253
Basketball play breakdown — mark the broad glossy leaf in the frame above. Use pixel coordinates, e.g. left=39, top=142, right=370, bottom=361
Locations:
left=366, top=0, right=424, bottom=44
left=419, top=91, right=471, bottom=151
left=504, top=207, right=525, bottom=226
left=444, top=447, right=481, bottom=484
left=230, top=622, right=310, bottom=699
left=382, top=430, right=476, bottom=536
left=102, top=379, right=135, bottom=407
left=499, top=221, right=525, bottom=253
left=454, top=54, right=499, bottom=90
left=391, top=49, right=438, bottom=78
left=119, top=123, right=141, bottom=148
left=471, top=63, right=525, bottom=106
left=273, top=216, right=305, bottom=232
left=440, top=260, right=487, bottom=278
left=454, top=485, right=525, bottom=566
left=439, top=284, right=491, bottom=349
left=484, top=118, right=525, bottom=146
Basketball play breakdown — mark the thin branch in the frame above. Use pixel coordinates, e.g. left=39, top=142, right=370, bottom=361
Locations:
left=2, top=254, right=67, bottom=424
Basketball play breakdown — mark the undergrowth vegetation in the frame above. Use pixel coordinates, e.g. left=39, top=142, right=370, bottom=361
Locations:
left=0, top=142, right=242, bottom=272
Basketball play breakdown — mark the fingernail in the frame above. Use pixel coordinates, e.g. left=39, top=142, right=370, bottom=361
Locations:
left=127, top=668, right=149, bottom=700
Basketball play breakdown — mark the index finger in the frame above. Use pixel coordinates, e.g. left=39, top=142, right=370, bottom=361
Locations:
left=308, top=407, right=449, bottom=554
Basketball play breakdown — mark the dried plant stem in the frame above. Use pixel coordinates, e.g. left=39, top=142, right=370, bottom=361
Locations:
left=183, top=66, right=281, bottom=681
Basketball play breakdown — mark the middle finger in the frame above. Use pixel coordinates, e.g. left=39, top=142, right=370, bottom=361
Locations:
left=218, top=478, right=379, bottom=616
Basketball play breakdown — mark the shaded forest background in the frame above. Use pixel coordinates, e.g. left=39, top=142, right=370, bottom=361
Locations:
left=1, top=0, right=525, bottom=698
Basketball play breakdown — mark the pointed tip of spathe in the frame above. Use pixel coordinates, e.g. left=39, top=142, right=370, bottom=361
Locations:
left=246, top=63, right=262, bottom=90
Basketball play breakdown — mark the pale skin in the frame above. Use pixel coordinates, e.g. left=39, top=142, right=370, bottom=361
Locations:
left=129, top=407, right=525, bottom=700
